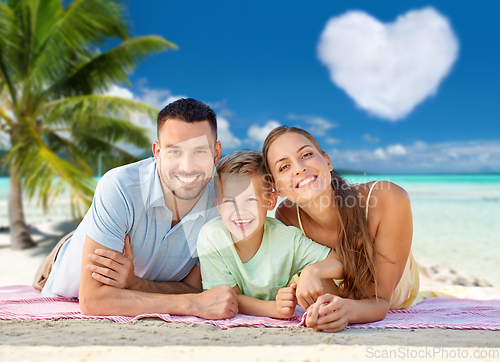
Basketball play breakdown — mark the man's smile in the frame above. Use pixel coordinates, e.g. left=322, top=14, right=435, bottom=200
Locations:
left=175, top=174, right=201, bottom=186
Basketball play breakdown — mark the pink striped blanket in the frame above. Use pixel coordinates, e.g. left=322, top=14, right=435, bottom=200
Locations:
left=1, top=285, right=499, bottom=330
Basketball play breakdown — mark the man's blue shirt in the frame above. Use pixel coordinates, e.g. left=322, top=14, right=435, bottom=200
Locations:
left=42, top=157, right=218, bottom=298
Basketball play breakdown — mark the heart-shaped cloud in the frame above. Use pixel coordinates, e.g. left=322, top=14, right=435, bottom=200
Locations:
left=317, top=7, right=459, bottom=121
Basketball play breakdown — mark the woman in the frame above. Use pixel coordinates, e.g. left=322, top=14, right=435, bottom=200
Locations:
left=263, top=126, right=419, bottom=332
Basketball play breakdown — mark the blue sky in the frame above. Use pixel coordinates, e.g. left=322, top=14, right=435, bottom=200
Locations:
left=116, top=0, right=499, bottom=174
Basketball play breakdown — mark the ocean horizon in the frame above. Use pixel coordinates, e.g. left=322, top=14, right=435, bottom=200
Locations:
left=1, top=174, right=499, bottom=285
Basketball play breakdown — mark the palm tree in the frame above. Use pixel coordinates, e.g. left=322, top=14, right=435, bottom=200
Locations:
left=0, top=0, right=176, bottom=249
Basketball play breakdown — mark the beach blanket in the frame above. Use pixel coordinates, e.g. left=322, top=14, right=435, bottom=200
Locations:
left=1, top=285, right=500, bottom=330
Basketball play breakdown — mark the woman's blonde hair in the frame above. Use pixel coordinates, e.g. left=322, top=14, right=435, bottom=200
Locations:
left=262, top=126, right=377, bottom=300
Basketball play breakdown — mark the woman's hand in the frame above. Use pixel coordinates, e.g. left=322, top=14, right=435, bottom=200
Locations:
left=296, top=265, right=323, bottom=309
left=305, top=294, right=350, bottom=333
left=275, top=283, right=297, bottom=319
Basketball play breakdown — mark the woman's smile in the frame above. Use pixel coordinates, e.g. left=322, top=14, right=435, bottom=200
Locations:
left=296, top=175, right=318, bottom=188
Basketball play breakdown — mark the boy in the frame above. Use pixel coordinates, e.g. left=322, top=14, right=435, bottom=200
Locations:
left=197, top=150, right=343, bottom=319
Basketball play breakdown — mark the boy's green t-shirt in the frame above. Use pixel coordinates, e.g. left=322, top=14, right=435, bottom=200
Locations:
left=197, top=217, right=331, bottom=301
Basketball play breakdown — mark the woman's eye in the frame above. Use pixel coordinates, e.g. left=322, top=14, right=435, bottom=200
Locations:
left=301, top=152, right=312, bottom=159
left=279, top=164, right=289, bottom=172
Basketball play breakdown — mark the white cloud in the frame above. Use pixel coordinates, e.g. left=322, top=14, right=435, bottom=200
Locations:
left=317, top=7, right=459, bottom=121
left=218, top=117, right=241, bottom=149
left=103, top=85, right=242, bottom=151
left=328, top=140, right=500, bottom=173
left=136, top=88, right=185, bottom=109
left=325, top=137, right=341, bottom=145
left=363, top=134, right=379, bottom=143
left=247, top=120, right=281, bottom=145
left=288, top=114, right=337, bottom=136
left=387, top=144, right=407, bottom=156
left=374, top=148, right=386, bottom=159
left=105, top=84, right=134, bottom=99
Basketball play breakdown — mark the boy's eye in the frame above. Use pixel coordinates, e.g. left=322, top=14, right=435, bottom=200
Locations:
left=223, top=199, right=235, bottom=204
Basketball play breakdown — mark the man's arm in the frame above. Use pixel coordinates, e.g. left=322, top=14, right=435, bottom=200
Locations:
left=79, top=235, right=238, bottom=318
left=86, top=235, right=202, bottom=294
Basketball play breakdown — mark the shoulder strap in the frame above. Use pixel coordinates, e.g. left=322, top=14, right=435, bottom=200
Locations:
left=365, top=181, right=380, bottom=220
left=296, top=204, right=306, bottom=235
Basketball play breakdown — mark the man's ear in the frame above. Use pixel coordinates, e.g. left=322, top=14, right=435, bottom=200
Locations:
left=323, top=152, right=334, bottom=172
left=152, top=141, right=160, bottom=160
left=214, top=141, right=222, bottom=165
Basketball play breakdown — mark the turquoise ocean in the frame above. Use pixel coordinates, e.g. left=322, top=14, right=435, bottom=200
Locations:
left=1, top=174, right=499, bottom=284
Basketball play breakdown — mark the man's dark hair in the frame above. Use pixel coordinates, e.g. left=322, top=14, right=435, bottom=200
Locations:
left=157, top=98, right=217, bottom=140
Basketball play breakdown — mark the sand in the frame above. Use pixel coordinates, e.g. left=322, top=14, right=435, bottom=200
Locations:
left=1, top=221, right=500, bottom=361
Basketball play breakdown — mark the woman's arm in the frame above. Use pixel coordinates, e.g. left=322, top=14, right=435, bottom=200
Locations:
left=296, top=250, right=344, bottom=308
left=309, top=182, right=413, bottom=331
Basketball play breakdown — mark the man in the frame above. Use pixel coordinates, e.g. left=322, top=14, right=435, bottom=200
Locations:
left=41, top=98, right=238, bottom=319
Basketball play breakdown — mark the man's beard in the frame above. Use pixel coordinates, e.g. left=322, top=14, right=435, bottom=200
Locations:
left=160, top=170, right=210, bottom=200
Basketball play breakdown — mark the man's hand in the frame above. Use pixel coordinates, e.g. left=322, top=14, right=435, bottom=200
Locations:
left=86, top=235, right=139, bottom=290
left=275, top=283, right=297, bottom=319
left=190, top=285, right=239, bottom=319
left=296, top=265, right=323, bottom=309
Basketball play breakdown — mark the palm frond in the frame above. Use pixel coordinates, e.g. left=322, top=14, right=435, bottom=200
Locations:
left=6, top=124, right=95, bottom=214
left=42, top=94, right=158, bottom=128
left=32, top=0, right=129, bottom=85
left=0, top=1, right=22, bottom=106
left=46, top=35, right=177, bottom=98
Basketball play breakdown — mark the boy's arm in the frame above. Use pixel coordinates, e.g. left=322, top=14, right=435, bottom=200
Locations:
left=80, top=235, right=238, bottom=318
left=233, top=286, right=295, bottom=319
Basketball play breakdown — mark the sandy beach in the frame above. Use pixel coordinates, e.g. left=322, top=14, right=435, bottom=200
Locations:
left=1, top=221, right=500, bottom=361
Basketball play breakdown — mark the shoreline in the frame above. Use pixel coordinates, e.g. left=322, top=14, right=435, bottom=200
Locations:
left=0, top=219, right=497, bottom=289
left=1, top=220, right=500, bottom=361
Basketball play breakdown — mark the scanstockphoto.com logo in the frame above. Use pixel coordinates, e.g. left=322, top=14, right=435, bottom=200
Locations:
left=366, top=346, right=500, bottom=359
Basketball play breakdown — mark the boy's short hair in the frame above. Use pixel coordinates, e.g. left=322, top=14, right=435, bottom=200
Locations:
left=215, top=150, right=272, bottom=200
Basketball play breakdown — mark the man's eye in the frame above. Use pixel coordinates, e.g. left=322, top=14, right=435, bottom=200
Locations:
left=168, top=150, right=180, bottom=154
left=248, top=198, right=257, bottom=202
left=196, top=150, right=208, bottom=154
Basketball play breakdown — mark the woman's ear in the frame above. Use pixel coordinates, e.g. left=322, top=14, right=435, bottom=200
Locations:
left=323, top=152, right=334, bottom=172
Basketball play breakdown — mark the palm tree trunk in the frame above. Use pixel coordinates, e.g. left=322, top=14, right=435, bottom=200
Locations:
left=8, top=164, right=36, bottom=249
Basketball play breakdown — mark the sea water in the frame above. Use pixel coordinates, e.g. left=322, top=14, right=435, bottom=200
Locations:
left=345, top=174, right=500, bottom=285
left=1, top=175, right=499, bottom=284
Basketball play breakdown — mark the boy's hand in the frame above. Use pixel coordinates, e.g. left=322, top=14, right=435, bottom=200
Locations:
left=275, top=283, right=297, bottom=319
left=296, top=265, right=323, bottom=309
